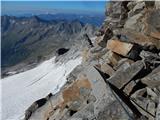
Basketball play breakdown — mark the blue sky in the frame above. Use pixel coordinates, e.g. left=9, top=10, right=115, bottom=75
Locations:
left=2, top=1, right=106, bottom=15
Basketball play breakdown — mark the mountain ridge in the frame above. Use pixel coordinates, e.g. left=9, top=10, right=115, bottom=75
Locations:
left=1, top=15, right=97, bottom=77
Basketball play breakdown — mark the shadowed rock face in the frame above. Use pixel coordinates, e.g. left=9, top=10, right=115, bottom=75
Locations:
left=57, top=48, right=69, bottom=55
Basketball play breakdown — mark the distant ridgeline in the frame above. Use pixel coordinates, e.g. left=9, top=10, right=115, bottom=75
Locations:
left=3, top=13, right=105, bottom=26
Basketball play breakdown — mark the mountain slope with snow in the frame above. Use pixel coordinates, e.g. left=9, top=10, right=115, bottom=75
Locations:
left=1, top=56, right=82, bottom=120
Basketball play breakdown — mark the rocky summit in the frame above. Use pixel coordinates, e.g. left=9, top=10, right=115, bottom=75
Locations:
left=24, top=1, right=160, bottom=120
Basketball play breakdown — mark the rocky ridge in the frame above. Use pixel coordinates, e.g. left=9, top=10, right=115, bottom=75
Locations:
left=24, top=1, right=160, bottom=120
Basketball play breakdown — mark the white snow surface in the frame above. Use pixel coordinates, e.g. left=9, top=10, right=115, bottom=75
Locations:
left=1, top=57, right=82, bottom=120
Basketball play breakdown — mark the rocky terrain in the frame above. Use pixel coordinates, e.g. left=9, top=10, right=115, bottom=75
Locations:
left=1, top=15, right=97, bottom=77
left=22, top=1, right=160, bottom=120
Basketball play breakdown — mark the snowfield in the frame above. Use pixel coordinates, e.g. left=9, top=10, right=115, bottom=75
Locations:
left=1, top=57, right=82, bottom=120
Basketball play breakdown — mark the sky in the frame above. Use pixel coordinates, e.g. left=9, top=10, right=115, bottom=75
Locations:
left=2, top=1, right=107, bottom=15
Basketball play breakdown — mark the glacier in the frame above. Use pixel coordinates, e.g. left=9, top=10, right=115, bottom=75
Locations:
left=1, top=57, right=82, bottom=120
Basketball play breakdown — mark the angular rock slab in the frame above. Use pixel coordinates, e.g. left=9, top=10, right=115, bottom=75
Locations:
left=106, top=39, right=133, bottom=56
left=85, top=66, right=114, bottom=115
left=101, top=50, right=121, bottom=67
left=108, top=61, right=144, bottom=89
left=120, top=29, right=160, bottom=49
left=141, top=66, right=160, bottom=88
left=100, top=63, right=115, bottom=76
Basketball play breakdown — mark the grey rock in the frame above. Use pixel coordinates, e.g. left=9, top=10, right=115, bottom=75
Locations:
left=145, top=1, right=155, bottom=8
left=141, top=66, right=160, bottom=88
left=79, top=87, right=91, bottom=99
left=90, top=46, right=103, bottom=53
left=127, top=1, right=137, bottom=10
left=155, top=1, right=160, bottom=9
left=131, top=88, right=147, bottom=99
left=146, top=87, right=158, bottom=103
left=156, top=98, right=160, bottom=120
left=97, top=100, right=130, bottom=120
left=147, top=100, right=156, bottom=120
left=147, top=9, right=160, bottom=39
left=70, top=103, right=95, bottom=120
left=97, top=28, right=113, bottom=48
left=108, top=61, right=144, bottom=89
left=66, top=65, right=85, bottom=83
left=124, top=13, right=143, bottom=32
left=69, top=100, right=83, bottom=111
left=132, top=2, right=145, bottom=15
left=128, top=10, right=134, bottom=18
left=86, top=66, right=114, bottom=115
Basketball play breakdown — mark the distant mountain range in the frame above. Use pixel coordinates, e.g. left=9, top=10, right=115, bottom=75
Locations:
left=37, top=13, right=105, bottom=26
left=1, top=15, right=98, bottom=75
left=3, top=13, right=105, bottom=26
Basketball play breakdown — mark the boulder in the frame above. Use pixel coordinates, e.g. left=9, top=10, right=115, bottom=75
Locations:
left=124, top=13, right=143, bottom=32
left=133, top=2, right=145, bottom=15
left=131, top=88, right=147, bottom=99
left=96, top=28, right=113, bottom=47
left=127, top=1, right=137, bottom=10
left=147, top=101, right=156, bottom=120
left=97, top=100, right=130, bottom=120
left=106, top=39, right=141, bottom=60
left=145, top=1, right=155, bottom=8
left=155, top=1, right=160, bottom=9
left=101, top=50, right=121, bottom=67
left=120, top=29, right=160, bottom=49
left=106, top=1, right=122, bottom=18
left=108, top=61, right=144, bottom=89
left=128, top=1, right=145, bottom=18
left=146, top=9, right=160, bottom=40
left=66, top=65, right=84, bottom=84
left=100, top=63, right=115, bottom=76
left=146, top=87, right=158, bottom=102
left=61, top=76, right=92, bottom=111
left=123, top=80, right=136, bottom=95
left=141, top=66, right=160, bottom=88
left=140, top=50, right=160, bottom=64
left=69, top=100, right=83, bottom=111
left=70, top=103, right=95, bottom=120
left=90, top=46, right=104, bottom=53
left=114, top=58, right=134, bottom=70
left=156, top=98, right=160, bottom=120
left=86, top=66, right=114, bottom=115
left=132, top=98, right=149, bottom=117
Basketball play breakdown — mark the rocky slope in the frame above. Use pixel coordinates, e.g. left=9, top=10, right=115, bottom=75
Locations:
left=24, top=1, right=160, bottom=120
left=1, top=15, right=97, bottom=77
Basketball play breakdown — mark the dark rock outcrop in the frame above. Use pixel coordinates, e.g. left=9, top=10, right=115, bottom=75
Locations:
left=57, top=48, right=69, bottom=55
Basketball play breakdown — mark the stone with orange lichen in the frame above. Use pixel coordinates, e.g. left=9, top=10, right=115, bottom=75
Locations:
left=106, top=39, right=133, bottom=56
left=60, top=76, right=92, bottom=111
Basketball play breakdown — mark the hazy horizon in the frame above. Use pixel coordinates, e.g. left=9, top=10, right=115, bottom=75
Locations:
left=2, top=1, right=106, bottom=16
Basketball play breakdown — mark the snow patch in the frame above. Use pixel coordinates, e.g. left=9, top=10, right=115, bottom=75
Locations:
left=1, top=57, right=82, bottom=120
